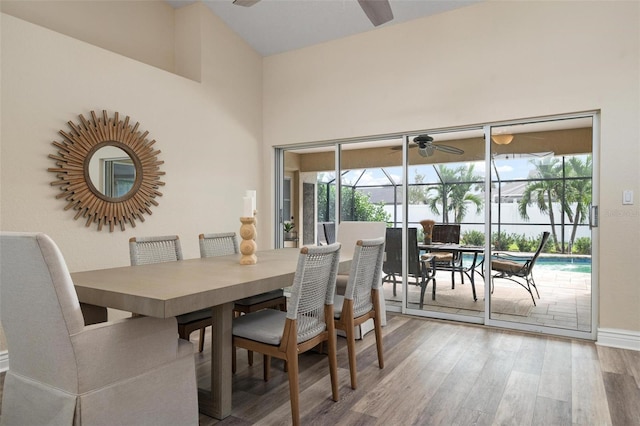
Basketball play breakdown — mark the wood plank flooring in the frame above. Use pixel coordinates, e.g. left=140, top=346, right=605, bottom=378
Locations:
left=1, top=314, right=638, bottom=425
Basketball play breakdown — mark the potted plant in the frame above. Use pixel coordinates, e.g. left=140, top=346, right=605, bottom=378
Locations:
left=283, top=220, right=295, bottom=240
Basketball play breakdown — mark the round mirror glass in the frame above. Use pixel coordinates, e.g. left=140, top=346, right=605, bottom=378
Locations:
left=87, top=145, right=136, bottom=199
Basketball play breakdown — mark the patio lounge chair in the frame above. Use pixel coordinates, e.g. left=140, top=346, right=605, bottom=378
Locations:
left=490, top=231, right=551, bottom=305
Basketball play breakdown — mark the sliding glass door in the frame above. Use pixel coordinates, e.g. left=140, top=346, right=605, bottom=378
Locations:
left=403, top=128, right=486, bottom=321
left=487, top=116, right=596, bottom=337
left=275, top=111, right=598, bottom=339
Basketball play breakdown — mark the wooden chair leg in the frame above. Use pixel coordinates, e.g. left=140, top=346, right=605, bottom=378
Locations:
left=345, top=319, right=358, bottom=389
left=374, top=316, right=384, bottom=369
left=327, top=332, right=339, bottom=402
left=263, top=354, right=271, bottom=381
left=198, top=327, right=205, bottom=353
left=286, top=354, right=300, bottom=426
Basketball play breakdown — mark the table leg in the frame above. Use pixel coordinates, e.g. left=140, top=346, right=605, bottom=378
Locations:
left=469, top=253, right=478, bottom=301
left=198, top=302, right=233, bottom=419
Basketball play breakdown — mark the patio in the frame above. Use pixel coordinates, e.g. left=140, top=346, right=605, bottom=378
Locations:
left=383, top=267, right=592, bottom=332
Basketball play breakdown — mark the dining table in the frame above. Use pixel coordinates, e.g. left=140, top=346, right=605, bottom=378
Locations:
left=71, top=247, right=352, bottom=420
left=418, top=243, right=485, bottom=301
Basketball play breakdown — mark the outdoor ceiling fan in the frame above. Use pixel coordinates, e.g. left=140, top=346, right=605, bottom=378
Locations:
left=394, top=134, right=465, bottom=157
left=233, top=0, right=394, bottom=27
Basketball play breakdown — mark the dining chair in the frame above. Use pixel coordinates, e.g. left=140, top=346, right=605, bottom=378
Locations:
left=232, top=243, right=341, bottom=426
left=382, top=228, right=437, bottom=308
left=1, top=232, right=198, bottom=425
left=130, top=235, right=212, bottom=352
left=491, top=231, right=550, bottom=305
left=334, top=237, right=385, bottom=389
left=199, top=232, right=287, bottom=365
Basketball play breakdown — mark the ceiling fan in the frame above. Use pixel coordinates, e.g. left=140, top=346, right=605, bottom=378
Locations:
left=396, top=134, right=465, bottom=157
left=233, top=0, right=394, bottom=27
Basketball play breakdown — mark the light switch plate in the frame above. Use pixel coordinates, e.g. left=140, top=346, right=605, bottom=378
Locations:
left=623, top=190, right=634, bottom=205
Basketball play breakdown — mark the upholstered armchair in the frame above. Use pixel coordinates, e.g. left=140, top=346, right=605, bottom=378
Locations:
left=0, top=232, right=198, bottom=426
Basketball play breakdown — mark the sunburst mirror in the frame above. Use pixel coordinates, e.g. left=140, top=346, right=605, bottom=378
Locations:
left=48, top=110, right=165, bottom=232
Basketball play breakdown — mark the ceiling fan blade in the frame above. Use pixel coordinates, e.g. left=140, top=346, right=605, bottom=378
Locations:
left=357, top=0, right=394, bottom=26
left=233, top=0, right=260, bottom=6
left=434, top=144, right=464, bottom=155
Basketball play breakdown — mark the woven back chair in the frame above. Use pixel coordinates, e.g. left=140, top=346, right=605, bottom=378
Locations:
left=129, top=235, right=212, bottom=352
left=232, top=243, right=341, bottom=426
left=198, top=232, right=238, bottom=258
left=199, top=232, right=287, bottom=366
left=334, top=237, right=385, bottom=389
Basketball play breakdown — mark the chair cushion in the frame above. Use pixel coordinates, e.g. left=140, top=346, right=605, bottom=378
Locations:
left=233, top=309, right=286, bottom=345
left=176, top=308, right=211, bottom=325
left=491, top=259, right=524, bottom=274
left=433, top=252, right=453, bottom=262
left=234, top=289, right=285, bottom=306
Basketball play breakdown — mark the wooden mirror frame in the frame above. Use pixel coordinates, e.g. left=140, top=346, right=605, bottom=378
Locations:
left=48, top=110, right=165, bottom=232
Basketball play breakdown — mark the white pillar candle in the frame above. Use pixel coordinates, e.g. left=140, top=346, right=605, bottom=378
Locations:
left=243, top=196, right=253, bottom=217
left=246, top=190, right=256, bottom=215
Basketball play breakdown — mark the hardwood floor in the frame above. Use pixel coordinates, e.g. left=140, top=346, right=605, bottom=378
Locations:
left=1, top=314, right=638, bottom=425
left=192, top=314, right=638, bottom=425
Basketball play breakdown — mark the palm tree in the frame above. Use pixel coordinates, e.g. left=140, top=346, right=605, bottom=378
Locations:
left=518, top=157, right=565, bottom=251
left=565, top=155, right=592, bottom=248
left=426, top=164, right=483, bottom=223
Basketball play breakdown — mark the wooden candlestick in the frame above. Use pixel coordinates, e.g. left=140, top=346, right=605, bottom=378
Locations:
left=239, top=216, right=257, bottom=265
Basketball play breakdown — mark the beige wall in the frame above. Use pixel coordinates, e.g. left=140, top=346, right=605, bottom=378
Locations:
left=1, top=0, right=177, bottom=74
left=263, top=1, right=640, bottom=333
left=1, top=4, right=263, bottom=269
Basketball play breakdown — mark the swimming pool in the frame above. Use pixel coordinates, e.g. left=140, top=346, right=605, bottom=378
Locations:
left=461, top=254, right=592, bottom=274
left=534, top=256, right=592, bottom=273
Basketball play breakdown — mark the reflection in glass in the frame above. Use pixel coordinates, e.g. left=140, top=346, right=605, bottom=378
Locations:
left=88, top=146, right=135, bottom=198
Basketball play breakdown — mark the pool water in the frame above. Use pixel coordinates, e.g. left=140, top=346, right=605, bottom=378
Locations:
left=534, top=257, right=592, bottom=274
left=461, top=254, right=592, bottom=274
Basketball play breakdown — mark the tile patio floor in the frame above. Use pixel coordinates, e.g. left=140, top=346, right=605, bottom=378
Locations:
left=385, top=268, right=592, bottom=333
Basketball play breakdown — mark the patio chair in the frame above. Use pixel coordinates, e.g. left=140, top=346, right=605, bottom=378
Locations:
left=130, top=235, right=212, bottom=352
left=232, top=243, right=341, bottom=426
left=431, top=224, right=464, bottom=287
left=490, top=231, right=551, bottom=305
left=1, top=232, right=198, bottom=425
left=199, top=232, right=287, bottom=365
left=334, top=237, right=385, bottom=389
left=323, top=222, right=336, bottom=244
left=382, top=228, right=437, bottom=308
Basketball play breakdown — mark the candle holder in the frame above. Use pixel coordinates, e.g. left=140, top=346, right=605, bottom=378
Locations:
left=239, top=216, right=257, bottom=265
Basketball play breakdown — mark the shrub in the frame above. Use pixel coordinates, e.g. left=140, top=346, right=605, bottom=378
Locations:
left=513, top=233, right=534, bottom=252
left=462, top=230, right=484, bottom=246
left=573, top=237, right=592, bottom=255
left=491, top=232, right=514, bottom=251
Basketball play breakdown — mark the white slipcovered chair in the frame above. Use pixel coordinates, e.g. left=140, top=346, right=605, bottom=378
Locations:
left=0, top=232, right=198, bottom=426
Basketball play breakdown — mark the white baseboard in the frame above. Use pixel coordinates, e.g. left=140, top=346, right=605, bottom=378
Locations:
left=597, top=327, right=640, bottom=351
left=0, top=350, right=9, bottom=372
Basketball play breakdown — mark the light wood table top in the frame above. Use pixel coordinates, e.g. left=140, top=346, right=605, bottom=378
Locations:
left=73, top=248, right=307, bottom=318
left=72, top=247, right=351, bottom=420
